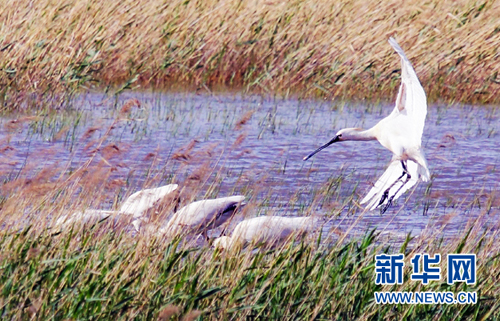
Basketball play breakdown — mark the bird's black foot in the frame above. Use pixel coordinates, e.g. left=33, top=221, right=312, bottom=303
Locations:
left=380, top=198, right=393, bottom=214
left=378, top=189, right=390, bottom=207
left=378, top=188, right=393, bottom=214
left=381, top=192, right=400, bottom=214
left=377, top=161, right=410, bottom=213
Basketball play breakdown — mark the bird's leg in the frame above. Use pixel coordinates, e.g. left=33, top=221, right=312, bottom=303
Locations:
left=401, top=160, right=409, bottom=175
left=378, top=160, right=409, bottom=212
left=386, top=170, right=412, bottom=206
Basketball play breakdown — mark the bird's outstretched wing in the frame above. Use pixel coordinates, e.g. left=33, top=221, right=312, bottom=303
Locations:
left=388, top=37, right=427, bottom=141
left=119, top=184, right=178, bottom=217
left=360, top=159, right=419, bottom=211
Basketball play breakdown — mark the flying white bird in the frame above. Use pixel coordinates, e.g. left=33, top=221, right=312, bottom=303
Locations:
left=55, top=184, right=178, bottom=228
left=159, top=195, right=245, bottom=239
left=303, top=37, right=430, bottom=213
left=213, top=216, right=315, bottom=250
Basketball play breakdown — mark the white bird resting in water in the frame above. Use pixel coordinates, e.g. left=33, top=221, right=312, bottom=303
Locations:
left=303, top=37, right=430, bottom=213
left=55, top=184, right=178, bottom=228
left=158, top=195, right=245, bottom=239
left=54, top=209, right=115, bottom=229
left=213, top=216, right=315, bottom=250
left=118, top=184, right=179, bottom=218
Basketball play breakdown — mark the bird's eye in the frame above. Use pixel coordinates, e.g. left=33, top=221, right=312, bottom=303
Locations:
left=338, top=134, right=342, bottom=137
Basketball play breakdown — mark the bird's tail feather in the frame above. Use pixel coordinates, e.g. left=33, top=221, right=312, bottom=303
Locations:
left=418, top=163, right=430, bottom=182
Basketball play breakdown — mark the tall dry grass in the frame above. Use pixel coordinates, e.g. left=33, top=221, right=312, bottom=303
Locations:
left=1, top=0, right=500, bottom=109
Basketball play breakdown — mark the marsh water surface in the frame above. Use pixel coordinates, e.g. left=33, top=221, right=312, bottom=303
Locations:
left=1, top=93, right=499, bottom=242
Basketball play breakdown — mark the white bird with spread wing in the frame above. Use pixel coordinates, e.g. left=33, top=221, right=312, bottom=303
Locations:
left=303, top=38, right=430, bottom=213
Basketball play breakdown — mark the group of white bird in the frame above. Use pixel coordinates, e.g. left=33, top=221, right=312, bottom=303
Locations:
left=56, top=38, right=430, bottom=250
left=55, top=183, right=314, bottom=250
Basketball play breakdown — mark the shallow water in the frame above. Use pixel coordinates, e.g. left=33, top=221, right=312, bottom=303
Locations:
left=1, top=92, right=499, bottom=243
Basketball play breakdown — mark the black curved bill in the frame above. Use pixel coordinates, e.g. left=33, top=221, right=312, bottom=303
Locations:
left=303, top=135, right=340, bottom=161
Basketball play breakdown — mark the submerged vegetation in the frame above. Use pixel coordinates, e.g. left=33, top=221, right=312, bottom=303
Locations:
left=1, top=0, right=500, bottom=109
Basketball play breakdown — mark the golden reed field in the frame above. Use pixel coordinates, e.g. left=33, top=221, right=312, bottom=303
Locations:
left=1, top=0, right=500, bottom=107
left=1, top=1, right=500, bottom=319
